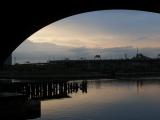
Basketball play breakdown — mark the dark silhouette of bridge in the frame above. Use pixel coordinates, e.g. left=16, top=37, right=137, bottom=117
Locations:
left=1, top=0, right=160, bottom=66
left=0, top=80, right=87, bottom=119
left=0, top=80, right=87, bottom=100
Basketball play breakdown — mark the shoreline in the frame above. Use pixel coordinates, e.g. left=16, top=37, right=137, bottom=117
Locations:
left=0, top=74, right=112, bottom=82
left=0, top=72, right=160, bottom=81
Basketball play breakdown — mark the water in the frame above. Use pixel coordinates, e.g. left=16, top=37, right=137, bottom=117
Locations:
left=33, top=79, right=160, bottom=120
left=1, top=79, right=160, bottom=120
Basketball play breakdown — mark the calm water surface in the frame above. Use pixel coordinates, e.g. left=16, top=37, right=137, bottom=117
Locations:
left=30, top=79, right=160, bottom=120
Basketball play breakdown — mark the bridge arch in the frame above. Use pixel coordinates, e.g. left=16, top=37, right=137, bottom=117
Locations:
left=1, top=0, right=160, bottom=64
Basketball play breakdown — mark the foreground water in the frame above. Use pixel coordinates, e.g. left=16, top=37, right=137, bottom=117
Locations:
left=1, top=79, right=160, bottom=120
left=29, top=79, right=160, bottom=120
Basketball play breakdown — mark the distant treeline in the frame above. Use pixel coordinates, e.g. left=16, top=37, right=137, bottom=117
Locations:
left=2, top=59, right=160, bottom=74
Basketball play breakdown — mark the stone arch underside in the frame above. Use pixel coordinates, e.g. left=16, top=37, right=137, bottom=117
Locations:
left=1, top=0, right=160, bottom=64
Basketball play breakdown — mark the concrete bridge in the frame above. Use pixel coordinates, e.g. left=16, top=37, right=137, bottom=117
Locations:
left=1, top=0, right=160, bottom=65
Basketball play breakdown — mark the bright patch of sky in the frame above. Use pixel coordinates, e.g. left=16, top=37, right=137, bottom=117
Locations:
left=13, top=10, right=160, bottom=63
left=28, top=10, right=160, bottom=48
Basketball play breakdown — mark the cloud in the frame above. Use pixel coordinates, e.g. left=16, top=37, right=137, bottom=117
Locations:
left=13, top=40, right=160, bottom=63
left=13, top=10, right=160, bottom=63
left=27, top=10, right=160, bottom=49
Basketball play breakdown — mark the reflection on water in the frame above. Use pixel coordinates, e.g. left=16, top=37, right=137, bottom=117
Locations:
left=18, top=80, right=87, bottom=100
left=0, top=98, right=40, bottom=120
left=0, top=79, right=160, bottom=120
left=0, top=80, right=87, bottom=119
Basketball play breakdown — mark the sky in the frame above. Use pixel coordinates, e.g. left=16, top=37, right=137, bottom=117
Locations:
left=13, top=10, right=160, bottom=63
left=28, top=10, right=160, bottom=48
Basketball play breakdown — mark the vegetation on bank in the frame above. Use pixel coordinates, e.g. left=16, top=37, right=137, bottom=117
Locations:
left=1, top=59, right=160, bottom=79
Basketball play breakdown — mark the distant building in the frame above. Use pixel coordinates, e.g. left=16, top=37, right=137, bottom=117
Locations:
left=131, top=53, right=150, bottom=60
left=64, top=58, right=70, bottom=60
left=4, top=54, right=12, bottom=65
left=94, top=55, right=101, bottom=60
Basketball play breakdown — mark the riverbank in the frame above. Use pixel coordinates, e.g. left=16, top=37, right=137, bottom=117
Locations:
left=0, top=71, right=160, bottom=81
left=0, top=72, right=113, bottom=80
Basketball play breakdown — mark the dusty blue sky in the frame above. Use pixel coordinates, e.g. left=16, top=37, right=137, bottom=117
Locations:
left=28, top=10, right=160, bottom=48
left=13, top=10, right=160, bottom=63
